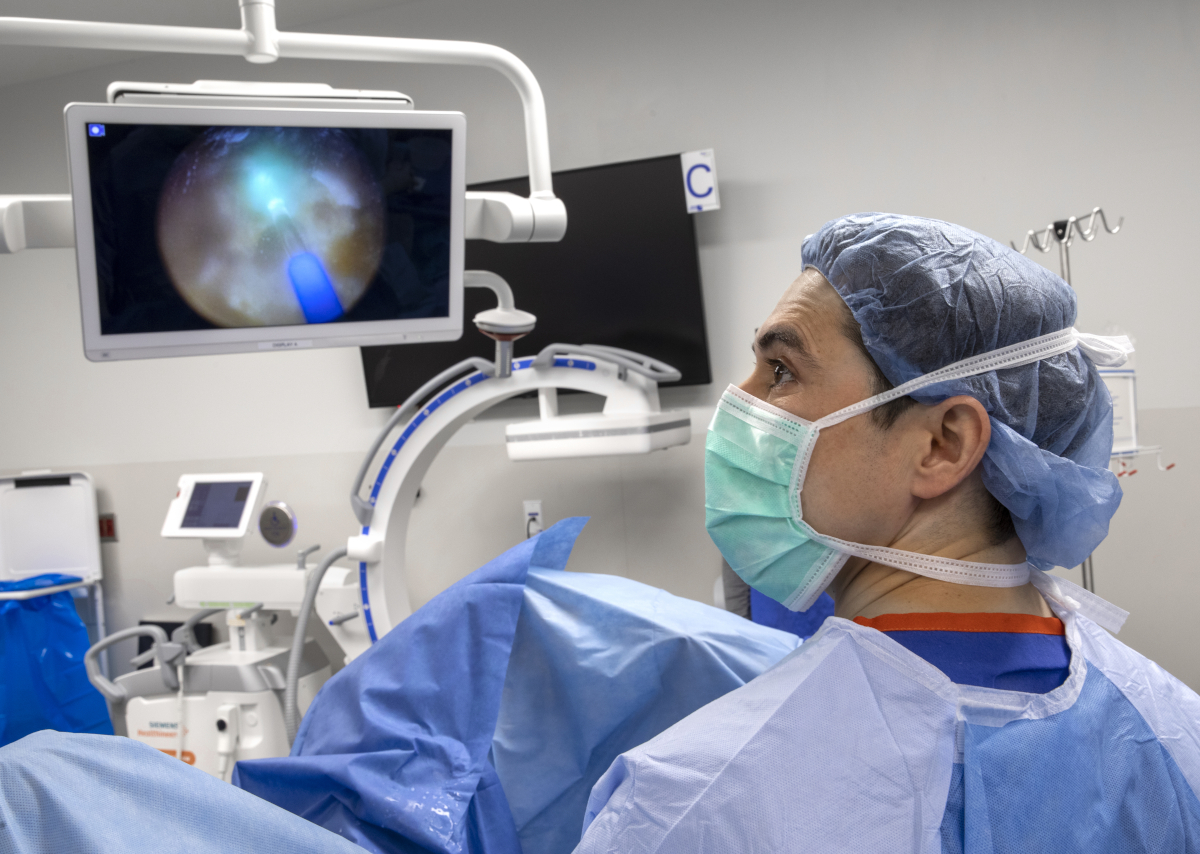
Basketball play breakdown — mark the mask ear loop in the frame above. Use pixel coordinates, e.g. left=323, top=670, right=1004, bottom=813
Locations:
left=789, top=327, right=1135, bottom=592
left=812, top=327, right=1133, bottom=432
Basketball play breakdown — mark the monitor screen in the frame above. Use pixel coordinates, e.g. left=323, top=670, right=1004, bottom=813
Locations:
left=65, top=104, right=466, bottom=360
left=180, top=481, right=252, bottom=529
left=360, top=154, right=712, bottom=408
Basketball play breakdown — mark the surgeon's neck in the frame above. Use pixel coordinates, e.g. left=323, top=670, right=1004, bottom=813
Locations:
left=827, top=541, right=1054, bottom=620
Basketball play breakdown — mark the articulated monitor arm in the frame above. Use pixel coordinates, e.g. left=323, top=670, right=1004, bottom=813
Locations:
left=0, top=0, right=567, bottom=252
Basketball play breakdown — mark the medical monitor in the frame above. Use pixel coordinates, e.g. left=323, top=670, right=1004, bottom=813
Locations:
left=64, top=102, right=466, bottom=361
left=161, top=473, right=265, bottom=539
left=361, top=153, right=712, bottom=407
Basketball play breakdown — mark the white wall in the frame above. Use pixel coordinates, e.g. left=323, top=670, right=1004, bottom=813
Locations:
left=1, top=0, right=1197, bottom=683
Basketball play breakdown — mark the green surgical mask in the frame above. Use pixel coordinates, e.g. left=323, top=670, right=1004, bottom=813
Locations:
left=704, top=327, right=1123, bottom=612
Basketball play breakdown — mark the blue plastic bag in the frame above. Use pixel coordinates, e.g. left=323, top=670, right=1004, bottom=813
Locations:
left=0, top=574, right=113, bottom=745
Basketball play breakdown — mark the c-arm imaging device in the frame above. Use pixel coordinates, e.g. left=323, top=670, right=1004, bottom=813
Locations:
left=323, top=335, right=689, bottom=659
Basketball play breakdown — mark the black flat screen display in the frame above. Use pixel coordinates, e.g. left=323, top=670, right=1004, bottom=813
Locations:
left=360, top=154, right=712, bottom=407
left=85, top=123, right=454, bottom=334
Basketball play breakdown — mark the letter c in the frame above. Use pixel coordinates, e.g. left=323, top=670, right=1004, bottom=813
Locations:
left=686, top=163, right=713, bottom=198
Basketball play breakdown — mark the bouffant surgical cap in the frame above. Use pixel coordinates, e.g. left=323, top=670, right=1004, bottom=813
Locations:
left=802, top=212, right=1123, bottom=571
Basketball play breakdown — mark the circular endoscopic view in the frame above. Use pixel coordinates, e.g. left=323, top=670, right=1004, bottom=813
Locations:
left=156, top=127, right=385, bottom=328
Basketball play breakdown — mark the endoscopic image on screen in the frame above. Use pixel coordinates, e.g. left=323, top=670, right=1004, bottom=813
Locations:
left=86, top=124, right=453, bottom=334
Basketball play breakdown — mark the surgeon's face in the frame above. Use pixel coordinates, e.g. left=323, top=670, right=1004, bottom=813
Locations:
left=740, top=269, right=920, bottom=548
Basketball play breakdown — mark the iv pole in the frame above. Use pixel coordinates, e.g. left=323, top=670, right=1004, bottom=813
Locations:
left=1012, top=207, right=1122, bottom=593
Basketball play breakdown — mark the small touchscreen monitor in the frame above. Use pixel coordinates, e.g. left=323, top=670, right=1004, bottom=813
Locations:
left=161, top=473, right=265, bottom=539
left=180, top=481, right=253, bottom=529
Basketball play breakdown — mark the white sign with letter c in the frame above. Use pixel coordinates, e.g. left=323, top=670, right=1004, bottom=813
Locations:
left=681, top=149, right=720, bottom=213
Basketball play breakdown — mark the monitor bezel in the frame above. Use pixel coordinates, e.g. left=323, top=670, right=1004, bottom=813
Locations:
left=161, top=472, right=265, bottom=539
left=64, top=102, right=467, bottom=362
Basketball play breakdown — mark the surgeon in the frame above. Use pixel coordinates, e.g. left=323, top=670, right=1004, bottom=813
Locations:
left=575, top=213, right=1200, bottom=853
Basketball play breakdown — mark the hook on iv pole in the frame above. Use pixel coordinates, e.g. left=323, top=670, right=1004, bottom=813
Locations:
left=1010, top=207, right=1122, bottom=286
left=1011, top=207, right=1123, bottom=255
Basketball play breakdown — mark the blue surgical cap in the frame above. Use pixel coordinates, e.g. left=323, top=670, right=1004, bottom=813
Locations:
left=801, top=212, right=1121, bottom=571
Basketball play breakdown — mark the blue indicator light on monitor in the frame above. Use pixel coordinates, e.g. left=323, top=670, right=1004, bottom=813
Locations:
left=87, top=124, right=105, bottom=137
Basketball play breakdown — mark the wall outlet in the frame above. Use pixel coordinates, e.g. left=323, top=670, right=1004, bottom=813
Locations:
left=523, top=500, right=543, bottom=539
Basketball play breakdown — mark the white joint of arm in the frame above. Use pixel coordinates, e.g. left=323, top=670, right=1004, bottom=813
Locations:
left=463, top=270, right=515, bottom=310
left=238, top=0, right=278, bottom=63
left=464, top=192, right=567, bottom=243
left=0, top=195, right=73, bottom=253
left=347, top=534, right=384, bottom=564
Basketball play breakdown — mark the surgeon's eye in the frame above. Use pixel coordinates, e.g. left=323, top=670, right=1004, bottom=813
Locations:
left=770, top=363, right=794, bottom=387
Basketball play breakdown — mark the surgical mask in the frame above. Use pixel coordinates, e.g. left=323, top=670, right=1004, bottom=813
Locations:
left=705, top=327, right=1133, bottom=612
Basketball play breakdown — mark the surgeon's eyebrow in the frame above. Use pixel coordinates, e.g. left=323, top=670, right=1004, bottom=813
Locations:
left=754, top=325, right=817, bottom=368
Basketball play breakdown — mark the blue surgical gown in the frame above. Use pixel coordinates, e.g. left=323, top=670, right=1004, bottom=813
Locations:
left=576, top=578, right=1200, bottom=853
left=750, top=587, right=834, bottom=640
left=0, top=730, right=365, bottom=854
left=855, top=611, right=1072, bottom=693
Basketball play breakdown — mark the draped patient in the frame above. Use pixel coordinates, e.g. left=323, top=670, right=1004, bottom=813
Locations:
left=575, top=212, right=1200, bottom=854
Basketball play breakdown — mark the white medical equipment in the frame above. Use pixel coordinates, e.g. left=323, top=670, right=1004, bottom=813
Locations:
left=86, top=473, right=332, bottom=780
left=1101, top=367, right=1138, bottom=455
left=0, top=471, right=108, bottom=668
left=64, top=101, right=469, bottom=361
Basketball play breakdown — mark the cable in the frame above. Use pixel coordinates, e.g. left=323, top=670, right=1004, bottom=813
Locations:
left=350, top=357, right=494, bottom=526
left=176, top=662, right=187, bottom=764
left=531, top=342, right=682, bottom=382
left=284, top=546, right=347, bottom=745
left=170, top=608, right=223, bottom=653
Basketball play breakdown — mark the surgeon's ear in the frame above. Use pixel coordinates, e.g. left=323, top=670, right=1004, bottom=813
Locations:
left=911, top=396, right=991, bottom=500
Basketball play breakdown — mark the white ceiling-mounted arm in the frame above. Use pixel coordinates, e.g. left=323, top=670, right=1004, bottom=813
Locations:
left=0, top=0, right=567, bottom=246
left=0, top=196, right=74, bottom=253
left=274, top=29, right=553, bottom=198
left=0, top=15, right=250, bottom=57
